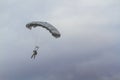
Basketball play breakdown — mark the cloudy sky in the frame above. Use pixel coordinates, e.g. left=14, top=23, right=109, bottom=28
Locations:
left=0, top=0, right=120, bottom=80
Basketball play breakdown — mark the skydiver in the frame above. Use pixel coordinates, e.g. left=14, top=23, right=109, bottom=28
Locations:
left=31, top=46, right=39, bottom=59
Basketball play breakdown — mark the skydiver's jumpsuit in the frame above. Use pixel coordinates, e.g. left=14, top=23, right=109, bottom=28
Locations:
left=31, top=50, right=37, bottom=59
left=31, top=46, right=39, bottom=59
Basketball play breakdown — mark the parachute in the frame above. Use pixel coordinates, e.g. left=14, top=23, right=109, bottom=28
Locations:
left=26, top=21, right=61, bottom=38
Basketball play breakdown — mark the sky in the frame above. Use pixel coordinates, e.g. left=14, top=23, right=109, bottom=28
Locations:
left=0, top=0, right=120, bottom=80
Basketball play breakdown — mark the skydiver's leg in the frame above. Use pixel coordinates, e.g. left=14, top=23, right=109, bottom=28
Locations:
left=31, top=54, right=35, bottom=59
left=31, top=55, right=33, bottom=59
left=34, top=54, right=37, bottom=59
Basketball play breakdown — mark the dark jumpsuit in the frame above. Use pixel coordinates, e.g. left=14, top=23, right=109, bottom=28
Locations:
left=31, top=50, right=38, bottom=59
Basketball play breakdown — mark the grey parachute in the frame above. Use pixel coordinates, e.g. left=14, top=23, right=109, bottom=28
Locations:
left=26, top=21, right=61, bottom=38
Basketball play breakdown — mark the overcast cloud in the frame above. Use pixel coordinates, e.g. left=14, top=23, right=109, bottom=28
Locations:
left=0, top=0, right=120, bottom=80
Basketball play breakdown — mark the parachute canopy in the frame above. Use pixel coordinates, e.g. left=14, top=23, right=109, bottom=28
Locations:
left=26, top=21, right=61, bottom=38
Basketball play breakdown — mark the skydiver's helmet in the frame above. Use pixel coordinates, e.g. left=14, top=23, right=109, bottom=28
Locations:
left=35, top=46, right=39, bottom=50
